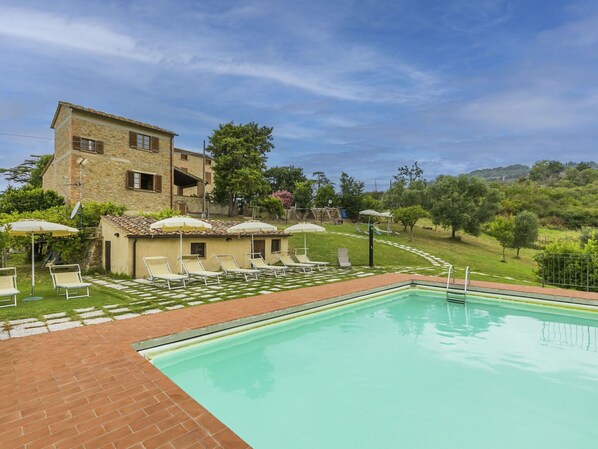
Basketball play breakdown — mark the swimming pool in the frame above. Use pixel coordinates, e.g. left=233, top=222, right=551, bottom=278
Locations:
left=146, top=288, right=598, bottom=449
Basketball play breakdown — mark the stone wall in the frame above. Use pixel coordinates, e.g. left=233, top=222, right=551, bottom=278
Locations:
left=42, top=107, right=73, bottom=200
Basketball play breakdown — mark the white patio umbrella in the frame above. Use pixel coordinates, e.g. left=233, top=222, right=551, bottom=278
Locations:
left=150, top=216, right=212, bottom=273
left=284, top=222, right=326, bottom=254
left=359, top=209, right=382, bottom=224
left=0, top=219, right=79, bottom=301
left=227, top=221, right=277, bottom=255
left=379, top=211, right=393, bottom=231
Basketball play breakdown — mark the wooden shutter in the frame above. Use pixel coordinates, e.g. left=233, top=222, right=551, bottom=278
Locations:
left=154, top=175, right=162, bottom=192
left=95, top=141, right=104, bottom=154
left=150, top=136, right=159, bottom=153
left=129, top=131, right=137, bottom=148
left=205, top=172, right=212, bottom=184
left=72, top=136, right=81, bottom=151
left=126, top=171, right=135, bottom=189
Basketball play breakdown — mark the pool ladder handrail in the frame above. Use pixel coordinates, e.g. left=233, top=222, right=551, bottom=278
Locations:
left=446, top=265, right=470, bottom=304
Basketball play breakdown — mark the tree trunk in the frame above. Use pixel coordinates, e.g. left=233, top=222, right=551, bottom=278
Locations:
left=516, top=247, right=521, bottom=257
left=228, top=196, right=235, bottom=217
left=409, top=225, right=414, bottom=241
left=502, top=246, right=506, bottom=262
left=451, top=227, right=456, bottom=238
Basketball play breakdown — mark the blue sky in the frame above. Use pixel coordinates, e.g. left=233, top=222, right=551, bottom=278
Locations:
left=1, top=0, right=598, bottom=191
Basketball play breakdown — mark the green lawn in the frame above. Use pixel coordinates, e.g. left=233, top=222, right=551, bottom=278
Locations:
left=288, top=220, right=552, bottom=285
left=0, top=261, right=134, bottom=321
left=1, top=220, right=578, bottom=322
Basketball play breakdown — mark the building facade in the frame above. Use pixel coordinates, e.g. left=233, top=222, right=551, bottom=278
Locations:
left=42, top=102, right=214, bottom=214
left=101, top=215, right=288, bottom=277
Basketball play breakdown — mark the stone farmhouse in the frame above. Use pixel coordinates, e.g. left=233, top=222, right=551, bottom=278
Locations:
left=41, top=102, right=214, bottom=215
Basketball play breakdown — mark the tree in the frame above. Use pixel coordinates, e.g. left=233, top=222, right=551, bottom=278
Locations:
left=401, top=179, right=428, bottom=208
left=486, top=216, right=515, bottom=262
left=313, top=184, right=337, bottom=207
left=0, top=154, right=52, bottom=188
left=264, top=166, right=306, bottom=193
left=0, top=186, right=64, bottom=214
left=393, top=205, right=428, bottom=241
left=529, top=160, right=565, bottom=184
left=312, top=171, right=331, bottom=190
left=512, top=210, right=539, bottom=257
left=208, top=122, right=273, bottom=216
left=272, top=190, right=294, bottom=208
left=394, top=161, right=423, bottom=185
left=338, top=172, right=365, bottom=218
left=428, top=175, right=502, bottom=238
left=293, top=181, right=314, bottom=218
left=380, top=180, right=405, bottom=210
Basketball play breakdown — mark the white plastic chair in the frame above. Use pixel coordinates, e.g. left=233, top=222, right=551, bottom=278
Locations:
left=144, top=257, right=187, bottom=290
left=0, top=267, right=19, bottom=307
left=249, top=254, right=287, bottom=277
left=49, top=264, right=91, bottom=300
left=215, top=255, right=259, bottom=281
left=181, top=255, right=223, bottom=285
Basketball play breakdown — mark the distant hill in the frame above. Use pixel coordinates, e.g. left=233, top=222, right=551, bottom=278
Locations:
left=467, top=164, right=530, bottom=182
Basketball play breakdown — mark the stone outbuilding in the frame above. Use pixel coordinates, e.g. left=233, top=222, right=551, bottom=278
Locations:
left=100, top=216, right=289, bottom=278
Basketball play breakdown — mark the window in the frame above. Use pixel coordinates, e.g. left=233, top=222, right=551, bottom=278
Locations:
left=126, top=171, right=162, bottom=192
left=180, top=153, right=188, bottom=161
left=137, top=133, right=151, bottom=150
left=190, top=242, right=206, bottom=258
left=72, top=136, right=104, bottom=154
left=129, top=131, right=159, bottom=152
left=271, top=239, right=281, bottom=253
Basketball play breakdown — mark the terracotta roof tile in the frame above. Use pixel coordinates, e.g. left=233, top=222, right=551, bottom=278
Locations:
left=102, top=215, right=287, bottom=238
left=51, top=102, right=177, bottom=136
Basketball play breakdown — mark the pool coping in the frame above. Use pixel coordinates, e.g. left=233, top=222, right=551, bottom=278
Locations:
left=2, top=273, right=598, bottom=449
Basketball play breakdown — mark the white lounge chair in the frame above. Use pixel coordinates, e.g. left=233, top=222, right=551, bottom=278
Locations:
left=295, top=254, right=329, bottom=271
left=277, top=253, right=314, bottom=273
left=181, top=255, right=223, bottom=285
left=216, top=255, right=259, bottom=281
left=144, top=257, right=187, bottom=290
left=374, top=224, right=397, bottom=236
left=249, top=254, right=287, bottom=277
left=49, top=264, right=91, bottom=300
left=337, top=248, right=351, bottom=269
left=0, top=267, right=19, bottom=307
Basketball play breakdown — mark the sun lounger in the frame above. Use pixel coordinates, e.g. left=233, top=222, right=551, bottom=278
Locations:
left=216, top=255, right=259, bottom=281
left=337, top=248, right=351, bottom=269
left=355, top=224, right=368, bottom=234
left=277, top=253, right=314, bottom=273
left=181, top=255, right=223, bottom=285
left=144, top=257, right=187, bottom=290
left=295, top=254, right=329, bottom=271
left=250, top=255, right=287, bottom=277
left=0, top=267, right=19, bottom=307
left=374, top=224, right=397, bottom=236
left=49, top=264, right=91, bottom=299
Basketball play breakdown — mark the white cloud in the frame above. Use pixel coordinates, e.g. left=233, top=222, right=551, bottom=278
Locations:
left=0, top=6, right=441, bottom=104
left=0, top=7, right=158, bottom=62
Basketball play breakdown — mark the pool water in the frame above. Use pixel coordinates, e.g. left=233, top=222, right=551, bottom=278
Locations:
left=150, top=290, right=598, bottom=449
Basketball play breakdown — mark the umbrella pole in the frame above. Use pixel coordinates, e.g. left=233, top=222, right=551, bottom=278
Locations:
left=251, top=234, right=254, bottom=255
left=24, top=233, right=43, bottom=301
left=179, top=230, right=183, bottom=274
left=31, top=233, right=35, bottom=297
left=304, top=233, right=307, bottom=254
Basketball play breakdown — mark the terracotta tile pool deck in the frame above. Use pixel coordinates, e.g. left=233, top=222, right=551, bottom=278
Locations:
left=2, top=273, right=598, bottom=449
